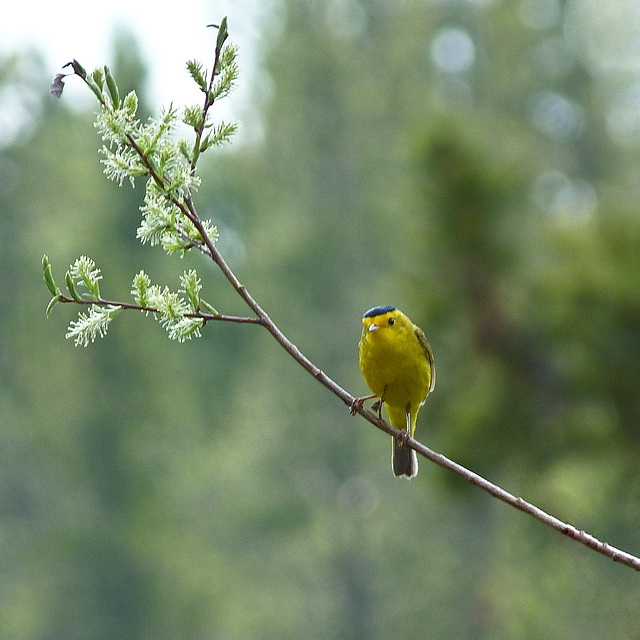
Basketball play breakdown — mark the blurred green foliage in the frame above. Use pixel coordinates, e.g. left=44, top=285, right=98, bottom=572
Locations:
left=1, top=1, right=639, bottom=638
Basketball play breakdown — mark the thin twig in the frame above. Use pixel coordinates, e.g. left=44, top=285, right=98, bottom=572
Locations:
left=189, top=21, right=227, bottom=173
left=56, top=294, right=262, bottom=325
left=385, top=416, right=640, bottom=571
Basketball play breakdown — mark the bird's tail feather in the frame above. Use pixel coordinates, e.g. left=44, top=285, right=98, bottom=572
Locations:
left=392, top=439, right=418, bottom=478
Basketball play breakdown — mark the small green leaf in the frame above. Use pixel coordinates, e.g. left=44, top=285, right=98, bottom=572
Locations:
left=86, top=79, right=105, bottom=102
left=42, top=255, right=60, bottom=296
left=104, top=65, right=120, bottom=108
left=216, top=16, right=229, bottom=54
left=66, top=271, right=81, bottom=301
left=87, top=278, right=101, bottom=301
left=91, top=68, right=105, bottom=92
left=200, top=299, right=219, bottom=316
left=45, top=296, right=60, bottom=317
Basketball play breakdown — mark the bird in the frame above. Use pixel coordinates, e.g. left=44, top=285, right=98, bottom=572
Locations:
left=353, top=305, right=435, bottom=478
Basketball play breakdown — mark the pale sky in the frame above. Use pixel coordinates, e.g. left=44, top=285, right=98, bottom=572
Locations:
left=1, top=0, right=274, bottom=142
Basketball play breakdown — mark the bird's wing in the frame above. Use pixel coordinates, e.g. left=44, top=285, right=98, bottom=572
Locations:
left=415, top=327, right=436, bottom=393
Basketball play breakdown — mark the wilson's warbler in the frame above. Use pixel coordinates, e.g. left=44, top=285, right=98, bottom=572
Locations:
left=354, top=306, right=435, bottom=478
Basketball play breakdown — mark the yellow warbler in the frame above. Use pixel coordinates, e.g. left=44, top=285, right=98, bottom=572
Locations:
left=355, top=306, right=435, bottom=478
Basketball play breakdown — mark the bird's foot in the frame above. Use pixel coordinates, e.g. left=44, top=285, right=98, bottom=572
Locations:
left=350, top=394, right=378, bottom=416
left=349, top=398, right=364, bottom=416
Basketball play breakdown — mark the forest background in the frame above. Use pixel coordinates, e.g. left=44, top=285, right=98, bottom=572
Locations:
left=1, top=0, right=640, bottom=638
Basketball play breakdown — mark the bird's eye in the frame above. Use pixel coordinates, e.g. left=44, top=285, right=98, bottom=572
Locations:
left=388, top=317, right=395, bottom=326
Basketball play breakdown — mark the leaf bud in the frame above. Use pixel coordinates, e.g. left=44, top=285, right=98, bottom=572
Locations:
left=65, top=271, right=81, bottom=301
left=46, top=296, right=60, bottom=318
left=216, top=17, right=229, bottom=53
left=104, top=65, right=120, bottom=108
left=42, top=255, right=60, bottom=296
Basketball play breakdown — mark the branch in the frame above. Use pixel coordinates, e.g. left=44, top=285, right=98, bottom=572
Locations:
left=399, top=425, right=640, bottom=571
left=55, top=294, right=262, bottom=325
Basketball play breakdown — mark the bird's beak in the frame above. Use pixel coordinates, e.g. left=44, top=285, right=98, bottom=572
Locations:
left=368, top=323, right=379, bottom=332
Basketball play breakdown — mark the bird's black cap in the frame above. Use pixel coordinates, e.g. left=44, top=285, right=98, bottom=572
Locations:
left=363, top=305, right=396, bottom=318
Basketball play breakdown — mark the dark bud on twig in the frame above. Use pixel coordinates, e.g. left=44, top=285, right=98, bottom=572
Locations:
left=63, top=59, right=87, bottom=80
